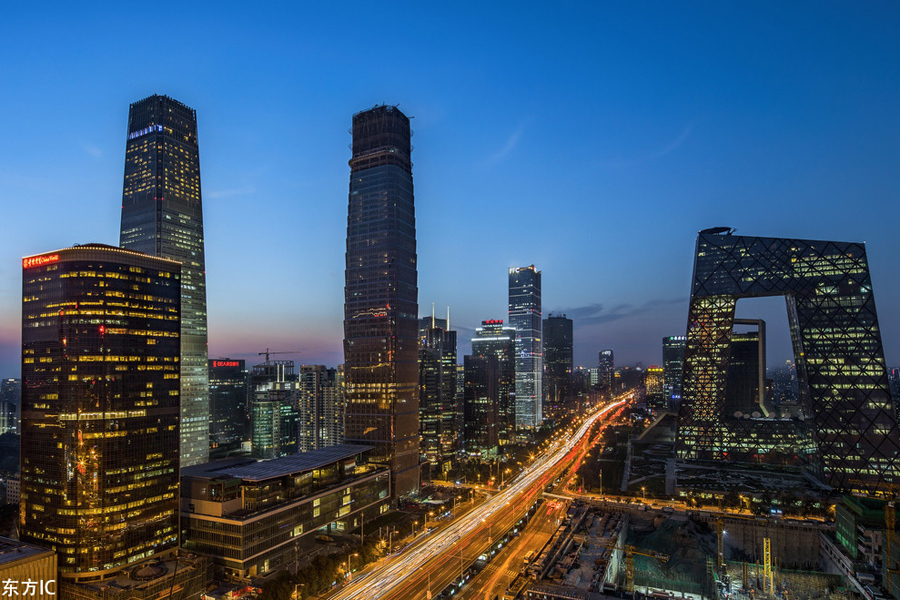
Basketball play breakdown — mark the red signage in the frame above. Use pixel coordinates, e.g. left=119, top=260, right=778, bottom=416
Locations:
left=485, top=319, right=503, bottom=325
left=213, top=360, right=240, bottom=368
left=23, top=254, right=59, bottom=269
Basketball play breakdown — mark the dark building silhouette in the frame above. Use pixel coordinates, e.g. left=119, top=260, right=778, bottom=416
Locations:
left=418, top=315, right=458, bottom=476
left=598, top=349, right=614, bottom=392
left=509, top=266, right=542, bottom=428
left=543, top=313, right=573, bottom=409
left=464, top=355, right=499, bottom=459
left=662, top=336, right=686, bottom=410
left=343, top=105, right=419, bottom=497
left=677, top=230, right=900, bottom=494
left=21, top=245, right=180, bottom=580
left=208, top=359, right=249, bottom=459
left=119, top=94, right=209, bottom=467
left=724, top=321, right=766, bottom=418
left=471, top=320, right=516, bottom=446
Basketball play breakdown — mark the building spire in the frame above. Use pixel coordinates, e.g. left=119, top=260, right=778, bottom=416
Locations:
left=446, top=306, right=451, bottom=331
left=431, top=302, right=435, bottom=328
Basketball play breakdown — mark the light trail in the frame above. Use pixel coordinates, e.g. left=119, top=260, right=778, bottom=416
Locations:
left=328, top=394, right=632, bottom=600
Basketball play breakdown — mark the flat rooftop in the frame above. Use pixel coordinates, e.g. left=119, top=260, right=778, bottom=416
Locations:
left=0, top=536, right=55, bottom=566
left=181, top=444, right=374, bottom=482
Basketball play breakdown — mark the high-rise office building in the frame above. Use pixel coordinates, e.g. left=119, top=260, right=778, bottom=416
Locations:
left=676, top=229, right=900, bottom=494
left=209, top=359, right=249, bottom=459
left=543, top=313, right=573, bottom=409
left=21, top=245, right=180, bottom=580
left=251, top=360, right=299, bottom=459
left=662, top=336, right=686, bottom=409
left=598, top=349, right=614, bottom=392
left=724, top=321, right=766, bottom=418
left=1, top=379, right=21, bottom=436
left=418, top=315, right=458, bottom=475
left=119, top=94, right=209, bottom=467
left=471, top=320, right=516, bottom=446
left=464, top=355, right=499, bottom=459
left=509, top=266, right=542, bottom=429
left=297, top=365, right=344, bottom=452
left=343, top=105, right=419, bottom=497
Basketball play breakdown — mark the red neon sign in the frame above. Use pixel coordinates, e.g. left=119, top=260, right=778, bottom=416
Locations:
left=213, top=360, right=240, bottom=368
left=485, top=319, right=503, bottom=325
left=23, top=254, right=59, bottom=269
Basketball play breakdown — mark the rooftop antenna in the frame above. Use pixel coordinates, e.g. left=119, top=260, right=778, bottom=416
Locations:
left=447, top=306, right=450, bottom=332
left=431, top=302, right=435, bottom=328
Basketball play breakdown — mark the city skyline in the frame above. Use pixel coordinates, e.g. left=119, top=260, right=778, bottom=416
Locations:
left=2, top=3, right=899, bottom=378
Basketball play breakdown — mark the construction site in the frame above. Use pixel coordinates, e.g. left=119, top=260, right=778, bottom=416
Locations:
left=511, top=499, right=852, bottom=600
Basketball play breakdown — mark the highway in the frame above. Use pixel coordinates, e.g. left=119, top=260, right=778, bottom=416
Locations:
left=325, top=395, right=631, bottom=600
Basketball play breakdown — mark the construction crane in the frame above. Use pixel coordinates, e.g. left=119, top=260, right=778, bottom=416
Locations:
left=716, top=516, right=726, bottom=574
left=258, top=348, right=301, bottom=362
left=607, top=539, right=670, bottom=593
left=763, top=537, right=773, bottom=595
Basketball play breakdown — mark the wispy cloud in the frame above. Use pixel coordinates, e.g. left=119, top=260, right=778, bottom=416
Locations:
left=206, top=186, right=256, bottom=199
left=551, top=299, right=683, bottom=325
left=83, top=144, right=103, bottom=158
left=598, top=122, right=695, bottom=169
left=485, top=120, right=531, bottom=166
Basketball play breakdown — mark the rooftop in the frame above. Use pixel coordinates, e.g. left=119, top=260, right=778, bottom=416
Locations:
left=181, top=444, right=374, bottom=482
left=0, top=536, right=55, bottom=566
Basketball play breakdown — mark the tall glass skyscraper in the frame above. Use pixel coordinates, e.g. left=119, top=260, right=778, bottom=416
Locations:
left=471, top=319, right=516, bottom=446
left=662, top=336, right=686, bottom=409
left=21, top=245, right=181, bottom=580
left=344, top=105, right=419, bottom=497
left=543, top=313, right=573, bottom=407
left=509, top=265, right=542, bottom=429
left=119, top=94, right=209, bottom=467
left=418, top=316, right=458, bottom=475
left=676, top=230, right=900, bottom=494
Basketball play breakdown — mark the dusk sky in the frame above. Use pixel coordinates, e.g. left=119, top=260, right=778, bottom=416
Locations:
left=1, top=2, right=898, bottom=378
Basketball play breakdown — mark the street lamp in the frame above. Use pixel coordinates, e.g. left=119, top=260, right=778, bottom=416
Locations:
left=347, top=553, right=359, bottom=582
left=642, top=486, right=646, bottom=501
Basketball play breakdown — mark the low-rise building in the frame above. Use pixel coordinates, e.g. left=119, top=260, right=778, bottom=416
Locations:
left=180, top=444, right=390, bottom=579
left=0, top=537, right=56, bottom=597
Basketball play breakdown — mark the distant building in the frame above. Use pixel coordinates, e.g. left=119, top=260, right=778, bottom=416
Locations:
left=543, top=314, right=573, bottom=409
left=5, top=477, right=18, bottom=505
left=0, top=380, right=19, bottom=435
left=662, top=336, right=686, bottom=409
left=297, top=365, right=344, bottom=452
left=464, top=355, right=499, bottom=459
left=251, top=360, right=299, bottom=460
left=598, top=349, right=614, bottom=392
left=180, top=444, right=390, bottom=579
left=645, top=366, right=665, bottom=409
left=889, top=367, right=900, bottom=406
left=471, top=319, right=516, bottom=446
left=343, top=105, right=419, bottom=497
left=209, top=359, right=249, bottom=460
left=509, top=266, right=542, bottom=428
left=21, top=244, right=180, bottom=580
left=724, top=321, right=766, bottom=418
left=418, top=315, right=458, bottom=475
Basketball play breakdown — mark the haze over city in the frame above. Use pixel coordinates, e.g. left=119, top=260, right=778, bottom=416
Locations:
left=1, top=2, right=898, bottom=378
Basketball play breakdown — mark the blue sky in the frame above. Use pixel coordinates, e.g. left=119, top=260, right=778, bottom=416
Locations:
left=1, top=2, right=898, bottom=376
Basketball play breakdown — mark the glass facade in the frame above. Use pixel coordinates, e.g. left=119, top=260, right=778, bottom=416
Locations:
left=598, top=349, right=614, bottom=392
left=343, top=105, right=419, bottom=497
left=662, top=336, right=686, bottom=409
left=543, top=314, right=573, bottom=408
left=119, top=94, right=209, bottom=467
left=509, top=266, right=542, bottom=429
left=208, top=359, right=249, bottom=460
left=464, top=355, right=499, bottom=459
left=297, top=365, right=344, bottom=452
left=676, top=231, right=899, bottom=494
left=418, top=318, right=458, bottom=474
left=20, top=244, right=181, bottom=580
left=471, top=320, right=516, bottom=445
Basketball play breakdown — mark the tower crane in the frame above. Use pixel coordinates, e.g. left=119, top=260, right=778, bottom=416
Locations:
left=258, top=348, right=302, bottom=362
left=607, top=539, right=670, bottom=593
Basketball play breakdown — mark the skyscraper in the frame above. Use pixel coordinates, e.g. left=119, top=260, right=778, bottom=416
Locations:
left=344, top=105, right=419, bottom=497
left=418, top=315, right=458, bottom=475
left=471, top=319, right=516, bottom=446
left=208, top=359, right=249, bottom=460
left=119, top=94, right=209, bottom=467
left=509, top=265, right=542, bottom=429
left=598, top=349, right=614, bottom=392
left=676, top=229, right=900, bottom=494
left=21, top=245, right=180, bottom=580
left=662, top=336, right=686, bottom=409
left=297, top=365, right=344, bottom=452
left=251, top=360, right=299, bottom=459
left=543, top=313, right=573, bottom=408
left=464, top=354, right=499, bottom=459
